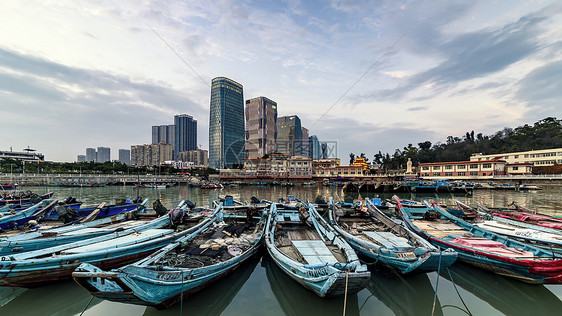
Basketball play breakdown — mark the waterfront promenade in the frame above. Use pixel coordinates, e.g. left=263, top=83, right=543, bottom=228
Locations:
left=0, top=173, right=191, bottom=186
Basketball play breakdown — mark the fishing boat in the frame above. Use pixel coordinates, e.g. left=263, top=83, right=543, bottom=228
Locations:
left=0, top=192, right=54, bottom=206
left=218, top=195, right=271, bottom=212
left=0, top=201, right=207, bottom=287
left=277, top=195, right=307, bottom=210
left=72, top=203, right=265, bottom=309
left=328, top=197, right=457, bottom=274
left=452, top=201, right=562, bottom=254
left=265, top=203, right=370, bottom=297
left=0, top=201, right=183, bottom=255
left=0, top=200, right=58, bottom=232
left=41, top=197, right=148, bottom=221
left=477, top=203, right=562, bottom=229
left=395, top=196, right=562, bottom=284
left=141, top=258, right=259, bottom=316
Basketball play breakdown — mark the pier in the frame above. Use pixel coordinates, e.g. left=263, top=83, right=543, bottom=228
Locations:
left=0, top=173, right=192, bottom=186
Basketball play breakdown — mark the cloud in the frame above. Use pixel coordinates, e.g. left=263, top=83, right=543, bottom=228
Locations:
left=406, top=106, right=428, bottom=112
left=516, top=60, right=562, bottom=118
left=0, top=47, right=207, bottom=161
left=358, top=9, right=550, bottom=103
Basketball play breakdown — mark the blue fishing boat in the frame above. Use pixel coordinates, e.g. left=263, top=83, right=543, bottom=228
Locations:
left=0, top=202, right=208, bottom=287
left=72, top=203, right=265, bottom=308
left=265, top=203, right=370, bottom=297
left=395, top=196, right=562, bottom=284
left=328, top=197, right=457, bottom=274
left=0, top=201, right=186, bottom=255
left=0, top=192, right=54, bottom=206
left=0, top=200, right=58, bottom=231
left=41, top=197, right=148, bottom=221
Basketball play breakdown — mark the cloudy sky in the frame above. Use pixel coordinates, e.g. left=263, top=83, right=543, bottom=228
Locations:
left=1, top=0, right=562, bottom=162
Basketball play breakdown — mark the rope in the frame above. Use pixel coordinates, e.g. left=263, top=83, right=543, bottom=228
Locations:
left=446, top=267, right=473, bottom=316
left=342, top=267, right=349, bottom=316
left=179, top=272, right=184, bottom=316
left=79, top=295, right=94, bottom=316
left=431, top=248, right=442, bottom=316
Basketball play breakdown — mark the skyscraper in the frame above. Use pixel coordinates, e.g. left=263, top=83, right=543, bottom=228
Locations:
left=245, top=96, right=277, bottom=159
left=277, top=115, right=302, bottom=157
left=309, top=135, right=321, bottom=159
left=209, top=77, right=245, bottom=169
left=97, top=147, right=111, bottom=162
left=300, top=126, right=309, bottom=157
left=86, top=148, right=96, bottom=162
left=118, top=149, right=131, bottom=165
left=174, top=114, right=197, bottom=160
left=152, top=125, right=175, bottom=145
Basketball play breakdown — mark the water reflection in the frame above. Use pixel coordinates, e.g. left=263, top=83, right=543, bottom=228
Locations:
left=0, top=287, right=26, bottom=307
left=263, top=256, right=360, bottom=316
left=143, top=257, right=259, bottom=315
left=0, top=280, right=101, bottom=315
left=366, top=266, right=442, bottom=316
left=441, top=262, right=562, bottom=316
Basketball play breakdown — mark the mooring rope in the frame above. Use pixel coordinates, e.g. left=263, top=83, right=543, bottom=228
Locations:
left=179, top=272, right=185, bottom=316
left=342, top=267, right=350, bottom=316
left=431, top=248, right=442, bottom=316
left=446, top=267, right=473, bottom=316
left=79, top=295, right=94, bottom=316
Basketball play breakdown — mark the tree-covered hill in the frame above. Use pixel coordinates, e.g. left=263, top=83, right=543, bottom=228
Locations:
left=372, top=117, right=562, bottom=171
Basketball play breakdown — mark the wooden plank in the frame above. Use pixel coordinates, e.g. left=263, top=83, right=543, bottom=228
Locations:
left=80, top=202, right=106, bottom=223
left=291, top=240, right=338, bottom=265
left=363, top=231, right=411, bottom=249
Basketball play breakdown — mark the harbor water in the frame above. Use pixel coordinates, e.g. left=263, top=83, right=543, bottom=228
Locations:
left=2, top=184, right=562, bottom=315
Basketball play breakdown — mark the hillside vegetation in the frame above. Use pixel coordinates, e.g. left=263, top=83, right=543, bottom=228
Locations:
left=372, top=117, right=562, bottom=172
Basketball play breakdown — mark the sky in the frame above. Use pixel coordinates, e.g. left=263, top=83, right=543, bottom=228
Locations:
left=1, top=0, right=562, bottom=162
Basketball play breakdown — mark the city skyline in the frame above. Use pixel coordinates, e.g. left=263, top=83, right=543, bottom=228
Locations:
left=2, top=1, right=562, bottom=162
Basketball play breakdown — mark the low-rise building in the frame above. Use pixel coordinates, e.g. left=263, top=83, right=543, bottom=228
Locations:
left=471, top=148, right=562, bottom=167
left=419, top=160, right=507, bottom=179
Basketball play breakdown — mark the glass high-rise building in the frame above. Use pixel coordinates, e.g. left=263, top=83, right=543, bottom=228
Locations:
left=209, top=77, right=245, bottom=169
left=152, top=125, right=175, bottom=145
left=245, top=96, right=277, bottom=159
left=97, top=147, right=111, bottom=162
left=86, top=148, right=96, bottom=162
left=277, top=115, right=302, bottom=157
left=118, top=149, right=131, bottom=165
left=174, top=114, right=197, bottom=160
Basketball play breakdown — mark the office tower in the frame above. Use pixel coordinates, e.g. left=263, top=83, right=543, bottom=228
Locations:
left=209, top=77, right=245, bottom=169
left=152, top=125, right=175, bottom=145
left=309, top=135, right=321, bottom=159
left=77, top=155, right=86, bottom=162
left=174, top=114, right=197, bottom=160
left=96, top=147, right=111, bottom=162
left=118, top=149, right=131, bottom=165
left=86, top=148, right=96, bottom=162
left=300, top=126, right=309, bottom=157
left=276, top=115, right=302, bottom=157
left=245, top=96, right=277, bottom=159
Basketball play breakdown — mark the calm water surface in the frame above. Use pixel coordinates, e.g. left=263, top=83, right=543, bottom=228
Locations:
left=2, top=184, right=562, bottom=315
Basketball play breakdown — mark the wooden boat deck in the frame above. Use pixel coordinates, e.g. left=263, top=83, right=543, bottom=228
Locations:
left=412, top=219, right=474, bottom=238
left=275, top=225, right=346, bottom=264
